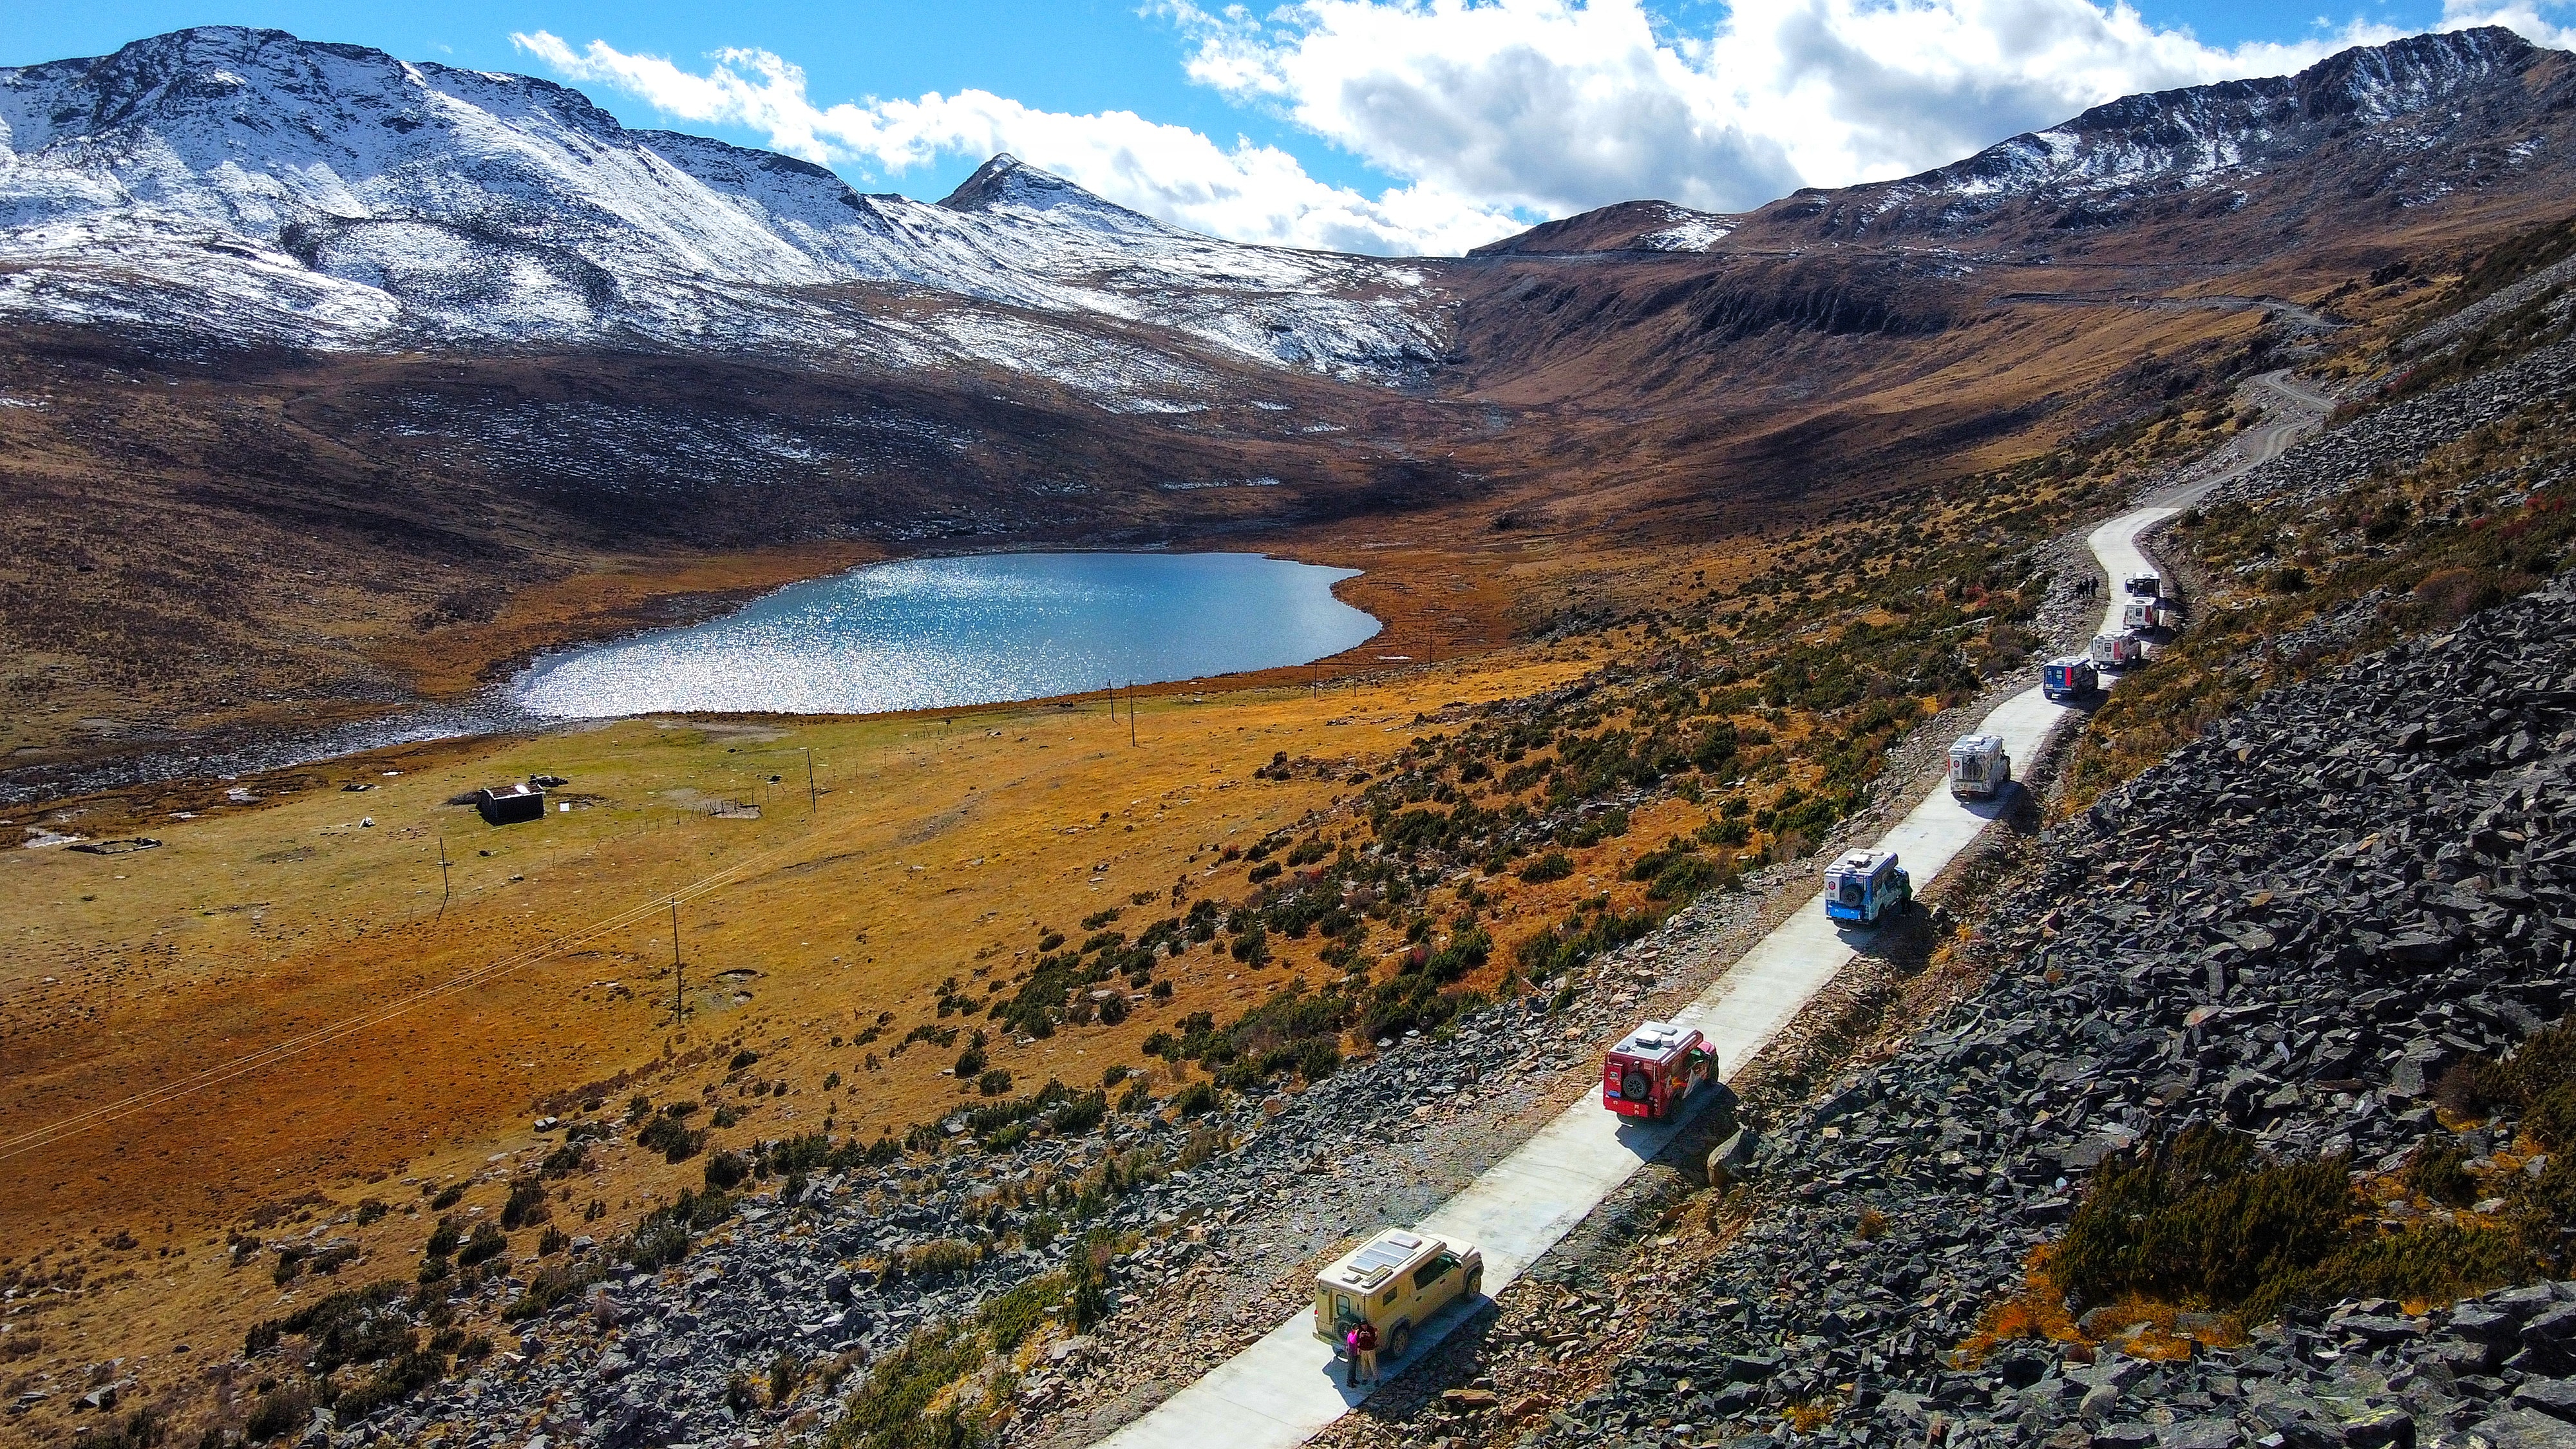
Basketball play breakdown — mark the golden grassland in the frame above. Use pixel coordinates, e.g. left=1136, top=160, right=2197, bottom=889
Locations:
left=0, top=632, right=1683, bottom=1400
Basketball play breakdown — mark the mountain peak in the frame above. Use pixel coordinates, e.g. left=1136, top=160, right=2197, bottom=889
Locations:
left=936, top=153, right=1165, bottom=233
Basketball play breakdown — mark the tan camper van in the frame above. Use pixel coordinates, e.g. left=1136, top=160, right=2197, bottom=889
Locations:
left=1312, top=1228, right=1485, bottom=1359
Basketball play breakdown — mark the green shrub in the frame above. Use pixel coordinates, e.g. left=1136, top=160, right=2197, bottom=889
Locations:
left=90, top=1409, right=164, bottom=1449
left=1513, top=903, right=1664, bottom=981
left=499, top=1177, right=549, bottom=1230
left=771, top=1348, right=810, bottom=1407
left=978, top=1273, right=1068, bottom=1352
left=2053, top=1124, right=2533, bottom=1325
left=502, top=1258, right=601, bottom=1320
left=333, top=1347, right=444, bottom=1417
left=1067, top=1229, right=1116, bottom=1331
left=976, top=1068, right=1014, bottom=1097
left=2468, top=1020, right=2576, bottom=1121
left=705, top=1150, right=750, bottom=1191
left=1022, top=1212, right=1063, bottom=1251
left=2281, top=1224, right=2529, bottom=1316
left=1625, top=840, right=1696, bottom=882
left=627, top=1218, right=688, bottom=1270
left=2056, top=1127, right=2352, bottom=1314
left=896, top=1238, right=983, bottom=1281
left=1696, top=817, right=1750, bottom=848
left=1645, top=855, right=1722, bottom=902
left=2406, top=1140, right=2480, bottom=1208
left=621, top=1189, right=734, bottom=1270
left=455, top=1222, right=507, bottom=1268
left=1228, top=924, right=1269, bottom=965
left=1052, top=1091, right=1108, bottom=1137
left=1517, top=850, right=1574, bottom=883
left=1173, top=1082, right=1217, bottom=1118
left=825, top=1323, right=988, bottom=1449
left=1296, top=1039, right=1342, bottom=1081
left=636, top=1114, right=704, bottom=1163
left=243, top=1385, right=309, bottom=1443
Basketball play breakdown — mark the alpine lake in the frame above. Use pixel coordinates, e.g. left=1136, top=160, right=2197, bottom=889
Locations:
left=511, top=551, right=1383, bottom=719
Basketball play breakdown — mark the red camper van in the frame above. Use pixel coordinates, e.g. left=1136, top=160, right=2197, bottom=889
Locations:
left=1602, top=1021, right=1716, bottom=1121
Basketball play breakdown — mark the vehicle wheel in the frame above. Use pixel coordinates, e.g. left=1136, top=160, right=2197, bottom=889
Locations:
left=1465, top=1267, right=1484, bottom=1300
left=1388, top=1324, right=1412, bottom=1359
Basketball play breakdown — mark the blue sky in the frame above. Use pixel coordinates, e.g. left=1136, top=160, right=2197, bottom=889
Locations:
left=1, top=0, right=2520, bottom=253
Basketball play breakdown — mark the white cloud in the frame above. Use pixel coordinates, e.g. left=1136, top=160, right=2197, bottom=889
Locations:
left=2439, top=0, right=2576, bottom=48
left=1160, top=0, right=2413, bottom=218
left=510, top=31, right=1522, bottom=255
left=518, top=0, right=2566, bottom=257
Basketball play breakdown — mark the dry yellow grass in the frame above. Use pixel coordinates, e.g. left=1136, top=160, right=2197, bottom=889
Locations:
left=0, top=637, right=1638, bottom=1417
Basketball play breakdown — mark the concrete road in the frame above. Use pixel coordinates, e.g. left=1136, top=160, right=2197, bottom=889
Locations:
left=2142, top=368, right=2334, bottom=508
left=1090, top=371, right=2334, bottom=1447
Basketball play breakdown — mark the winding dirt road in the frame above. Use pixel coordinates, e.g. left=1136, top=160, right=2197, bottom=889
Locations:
left=1087, top=370, right=2334, bottom=1449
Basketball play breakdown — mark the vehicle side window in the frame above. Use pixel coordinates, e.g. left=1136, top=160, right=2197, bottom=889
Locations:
left=1379, top=1287, right=1397, bottom=1307
left=1413, top=1253, right=1455, bottom=1292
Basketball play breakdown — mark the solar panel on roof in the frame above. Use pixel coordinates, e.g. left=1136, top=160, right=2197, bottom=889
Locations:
left=1350, top=1242, right=1413, bottom=1272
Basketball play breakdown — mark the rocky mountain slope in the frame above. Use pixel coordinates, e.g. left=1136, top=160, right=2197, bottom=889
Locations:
left=1283, top=316, right=2576, bottom=1449
left=0, top=28, right=1447, bottom=394
left=1502, top=572, right=2576, bottom=1449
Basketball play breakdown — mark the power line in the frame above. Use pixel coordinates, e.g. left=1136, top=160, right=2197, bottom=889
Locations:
left=0, top=825, right=821, bottom=1164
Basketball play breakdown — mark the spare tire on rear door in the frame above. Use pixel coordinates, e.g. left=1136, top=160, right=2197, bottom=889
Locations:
left=1621, top=1067, right=1651, bottom=1101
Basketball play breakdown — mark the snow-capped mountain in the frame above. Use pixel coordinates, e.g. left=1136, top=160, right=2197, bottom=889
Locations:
left=0, top=27, right=1447, bottom=399
left=1480, top=26, right=2571, bottom=256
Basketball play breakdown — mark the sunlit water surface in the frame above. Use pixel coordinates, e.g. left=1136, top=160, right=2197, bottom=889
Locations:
left=511, top=551, right=1381, bottom=719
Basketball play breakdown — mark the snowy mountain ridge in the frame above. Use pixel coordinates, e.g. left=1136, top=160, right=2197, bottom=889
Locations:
left=0, top=26, right=1448, bottom=399
left=1481, top=26, right=2561, bottom=255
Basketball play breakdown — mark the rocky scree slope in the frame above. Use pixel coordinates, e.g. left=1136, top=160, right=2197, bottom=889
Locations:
left=0, top=27, right=1447, bottom=393
left=2206, top=341, right=2576, bottom=512
left=1495, top=584, right=2576, bottom=1445
left=1482, top=28, right=2575, bottom=260
left=307, top=910, right=1741, bottom=1449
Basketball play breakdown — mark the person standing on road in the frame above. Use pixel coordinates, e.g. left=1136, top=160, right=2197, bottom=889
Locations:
left=1352, top=1320, right=1380, bottom=1386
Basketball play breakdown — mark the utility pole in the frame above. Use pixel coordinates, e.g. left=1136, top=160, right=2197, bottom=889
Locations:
left=804, top=746, right=816, bottom=818
left=672, top=897, right=685, bottom=1026
left=1128, top=683, right=1138, bottom=748
left=437, top=836, right=451, bottom=918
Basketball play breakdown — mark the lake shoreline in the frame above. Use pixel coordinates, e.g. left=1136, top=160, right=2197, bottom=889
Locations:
left=3, top=543, right=1473, bottom=824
